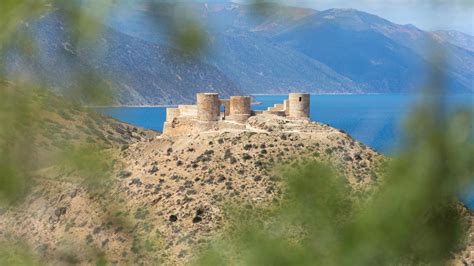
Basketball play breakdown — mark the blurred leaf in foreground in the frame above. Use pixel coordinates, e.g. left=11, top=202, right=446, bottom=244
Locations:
left=59, top=145, right=113, bottom=190
left=0, top=81, right=40, bottom=206
left=0, top=242, right=40, bottom=265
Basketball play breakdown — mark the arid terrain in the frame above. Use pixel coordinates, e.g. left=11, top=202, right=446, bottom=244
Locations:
left=0, top=99, right=472, bottom=265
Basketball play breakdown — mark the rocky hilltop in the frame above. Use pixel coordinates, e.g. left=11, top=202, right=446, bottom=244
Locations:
left=0, top=104, right=472, bottom=264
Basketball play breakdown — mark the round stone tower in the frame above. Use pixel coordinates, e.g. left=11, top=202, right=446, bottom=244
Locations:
left=197, top=93, right=220, bottom=121
left=229, top=96, right=251, bottom=123
left=288, top=93, right=310, bottom=118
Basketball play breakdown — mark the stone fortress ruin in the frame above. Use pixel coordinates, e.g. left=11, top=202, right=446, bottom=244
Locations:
left=163, top=93, right=310, bottom=136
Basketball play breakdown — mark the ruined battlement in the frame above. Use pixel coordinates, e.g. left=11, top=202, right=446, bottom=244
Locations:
left=163, top=92, right=310, bottom=136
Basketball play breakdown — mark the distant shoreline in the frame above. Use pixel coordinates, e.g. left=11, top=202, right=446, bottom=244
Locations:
left=86, top=93, right=374, bottom=108
left=87, top=105, right=178, bottom=108
left=86, top=93, right=473, bottom=108
left=250, top=93, right=382, bottom=96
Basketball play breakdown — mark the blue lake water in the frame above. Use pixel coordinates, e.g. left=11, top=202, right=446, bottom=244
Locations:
left=97, top=94, right=474, bottom=208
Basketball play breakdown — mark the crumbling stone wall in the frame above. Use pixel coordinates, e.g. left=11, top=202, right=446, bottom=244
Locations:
left=178, top=105, right=198, bottom=117
left=166, top=108, right=180, bottom=122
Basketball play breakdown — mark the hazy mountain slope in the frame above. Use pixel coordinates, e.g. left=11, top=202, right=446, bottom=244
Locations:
left=272, top=9, right=472, bottom=93
left=204, top=30, right=361, bottom=94
left=349, top=13, right=474, bottom=92
left=6, top=12, right=242, bottom=105
left=110, top=3, right=472, bottom=96
left=83, top=26, right=242, bottom=105
left=205, top=2, right=317, bottom=34
left=201, top=3, right=361, bottom=93
left=5, top=3, right=471, bottom=105
left=431, top=30, right=474, bottom=53
left=132, top=1, right=316, bottom=34
left=108, top=3, right=360, bottom=94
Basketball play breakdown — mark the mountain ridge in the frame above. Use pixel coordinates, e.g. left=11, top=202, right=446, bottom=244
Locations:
left=107, top=2, right=474, bottom=96
left=4, top=2, right=473, bottom=105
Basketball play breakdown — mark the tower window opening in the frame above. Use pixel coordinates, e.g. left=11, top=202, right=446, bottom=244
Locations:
left=299, top=97, right=302, bottom=102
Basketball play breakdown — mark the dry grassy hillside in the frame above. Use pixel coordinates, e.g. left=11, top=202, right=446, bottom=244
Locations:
left=0, top=99, right=471, bottom=265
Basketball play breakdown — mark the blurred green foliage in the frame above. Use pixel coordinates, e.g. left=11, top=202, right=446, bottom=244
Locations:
left=59, top=145, right=113, bottom=189
left=0, top=82, right=39, bottom=205
left=0, top=1, right=120, bottom=263
left=172, top=20, right=208, bottom=55
left=0, top=242, right=40, bottom=265
left=146, top=1, right=209, bottom=54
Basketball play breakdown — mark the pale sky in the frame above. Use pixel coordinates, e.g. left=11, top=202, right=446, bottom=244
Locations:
left=235, top=0, right=474, bottom=35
